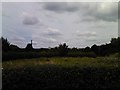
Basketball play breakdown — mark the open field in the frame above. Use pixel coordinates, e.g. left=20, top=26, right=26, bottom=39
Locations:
left=2, top=57, right=120, bottom=89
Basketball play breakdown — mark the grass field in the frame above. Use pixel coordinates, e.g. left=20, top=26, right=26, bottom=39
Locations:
left=2, top=57, right=120, bottom=89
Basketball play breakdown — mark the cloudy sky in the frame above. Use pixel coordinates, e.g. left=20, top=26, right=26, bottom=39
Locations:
left=2, top=2, right=118, bottom=48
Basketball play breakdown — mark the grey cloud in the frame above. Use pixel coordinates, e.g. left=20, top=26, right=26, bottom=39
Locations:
left=119, top=2, right=120, bottom=19
left=31, top=29, right=60, bottom=48
left=10, top=36, right=26, bottom=47
left=85, top=37, right=97, bottom=42
left=43, top=2, right=79, bottom=13
left=43, top=28, right=62, bottom=37
left=42, top=2, right=118, bottom=22
left=3, top=2, right=118, bottom=48
left=31, top=41, right=38, bottom=45
left=118, top=2, right=120, bottom=37
left=33, top=36, right=58, bottom=48
left=23, top=16, right=39, bottom=25
left=11, top=36, right=25, bottom=41
left=45, top=31, right=62, bottom=36
left=2, top=12, right=10, bottom=18
left=22, top=12, right=39, bottom=25
left=43, top=37, right=57, bottom=43
left=86, top=11, right=118, bottom=22
left=81, top=2, right=118, bottom=22
left=81, top=16, right=98, bottom=22
left=77, top=31, right=97, bottom=37
left=11, top=40, right=23, bottom=45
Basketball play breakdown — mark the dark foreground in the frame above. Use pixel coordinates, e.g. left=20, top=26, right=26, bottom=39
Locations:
left=2, top=57, right=120, bottom=89
left=3, top=66, right=120, bottom=89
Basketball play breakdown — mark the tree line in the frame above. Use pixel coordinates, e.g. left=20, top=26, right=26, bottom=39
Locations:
left=1, top=37, right=120, bottom=61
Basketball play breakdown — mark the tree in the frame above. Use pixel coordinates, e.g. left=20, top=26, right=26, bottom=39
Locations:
left=84, top=46, right=91, bottom=52
left=111, top=37, right=120, bottom=54
left=57, top=43, right=68, bottom=56
left=1, top=37, right=10, bottom=52
left=91, top=44, right=99, bottom=55
left=110, top=37, right=120, bottom=53
left=10, top=44, right=20, bottom=51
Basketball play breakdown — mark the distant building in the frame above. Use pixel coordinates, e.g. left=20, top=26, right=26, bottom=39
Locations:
left=25, top=40, right=33, bottom=50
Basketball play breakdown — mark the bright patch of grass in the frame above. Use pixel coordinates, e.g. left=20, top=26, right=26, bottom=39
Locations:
left=3, top=57, right=120, bottom=70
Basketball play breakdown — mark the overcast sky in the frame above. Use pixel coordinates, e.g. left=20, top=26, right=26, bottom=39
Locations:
left=2, top=2, right=118, bottom=48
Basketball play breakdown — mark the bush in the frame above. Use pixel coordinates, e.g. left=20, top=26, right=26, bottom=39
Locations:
left=2, top=52, right=40, bottom=61
left=67, top=51, right=96, bottom=58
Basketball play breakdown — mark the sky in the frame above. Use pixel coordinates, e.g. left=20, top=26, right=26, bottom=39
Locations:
left=2, top=2, right=118, bottom=48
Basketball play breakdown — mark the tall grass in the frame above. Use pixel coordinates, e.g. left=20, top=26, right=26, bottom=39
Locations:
left=3, top=57, right=120, bottom=70
left=3, top=57, right=120, bottom=89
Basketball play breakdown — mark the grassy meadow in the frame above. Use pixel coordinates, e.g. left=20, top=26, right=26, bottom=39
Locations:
left=2, top=57, right=120, bottom=89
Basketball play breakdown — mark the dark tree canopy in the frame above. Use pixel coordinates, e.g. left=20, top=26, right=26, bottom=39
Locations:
left=57, top=43, right=69, bottom=56
left=10, top=44, right=20, bottom=51
left=1, top=36, right=120, bottom=60
left=1, top=37, right=10, bottom=52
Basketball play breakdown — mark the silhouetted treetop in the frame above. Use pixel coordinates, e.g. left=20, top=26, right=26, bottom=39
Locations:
left=25, top=40, right=33, bottom=51
left=2, top=37, right=10, bottom=52
left=57, top=43, right=69, bottom=56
